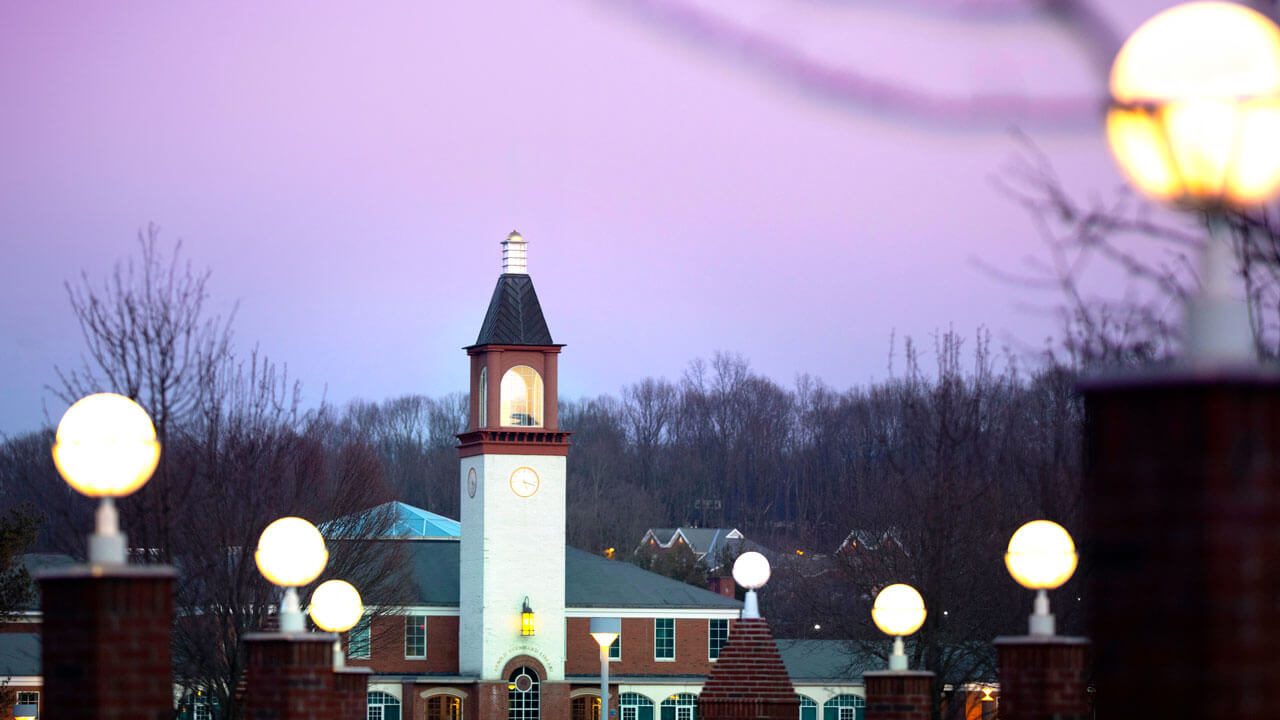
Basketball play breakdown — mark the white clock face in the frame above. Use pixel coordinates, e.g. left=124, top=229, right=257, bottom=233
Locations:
left=467, top=468, right=478, bottom=498
left=509, top=466, right=540, bottom=497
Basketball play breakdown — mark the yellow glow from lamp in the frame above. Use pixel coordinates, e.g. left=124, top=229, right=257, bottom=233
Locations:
left=590, top=617, right=621, bottom=648
left=53, top=393, right=160, bottom=498
left=1006, top=520, right=1077, bottom=636
left=872, top=583, right=927, bottom=637
left=1107, top=2, right=1280, bottom=207
left=521, top=597, right=535, bottom=636
left=308, top=579, right=363, bottom=633
left=255, top=517, right=328, bottom=587
left=872, top=583, right=926, bottom=671
left=1005, top=520, right=1077, bottom=590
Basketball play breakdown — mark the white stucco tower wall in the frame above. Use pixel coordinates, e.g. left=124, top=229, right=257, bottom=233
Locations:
left=459, top=453, right=566, bottom=680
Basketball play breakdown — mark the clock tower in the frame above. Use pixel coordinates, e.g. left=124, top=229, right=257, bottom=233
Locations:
left=457, top=231, right=570, bottom=685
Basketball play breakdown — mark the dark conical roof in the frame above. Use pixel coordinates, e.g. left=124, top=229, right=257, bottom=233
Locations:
left=473, top=273, right=555, bottom=346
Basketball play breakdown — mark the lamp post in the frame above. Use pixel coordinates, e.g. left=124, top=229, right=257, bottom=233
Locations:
left=1004, top=520, right=1077, bottom=636
left=309, top=579, right=363, bottom=667
left=1106, top=1, right=1280, bottom=361
left=870, top=583, right=926, bottom=671
left=255, top=516, right=329, bottom=632
left=731, top=551, right=771, bottom=618
left=590, top=617, right=621, bottom=720
left=51, top=393, right=161, bottom=565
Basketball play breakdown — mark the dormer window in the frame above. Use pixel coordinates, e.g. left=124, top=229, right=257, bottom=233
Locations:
left=500, top=366, right=544, bottom=427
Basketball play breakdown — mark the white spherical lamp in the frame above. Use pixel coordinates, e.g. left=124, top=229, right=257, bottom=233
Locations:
left=53, top=393, right=161, bottom=498
left=872, top=583, right=927, bottom=670
left=256, top=517, right=329, bottom=632
left=1108, top=2, right=1280, bottom=207
left=309, top=579, right=363, bottom=632
left=52, top=393, right=162, bottom=565
left=732, top=552, right=771, bottom=619
left=1006, top=520, right=1077, bottom=635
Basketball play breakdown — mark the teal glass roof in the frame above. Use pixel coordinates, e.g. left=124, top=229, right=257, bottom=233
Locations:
left=322, top=501, right=460, bottom=539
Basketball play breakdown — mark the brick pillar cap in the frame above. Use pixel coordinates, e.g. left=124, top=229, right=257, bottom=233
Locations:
left=993, top=635, right=1090, bottom=647
left=37, top=564, right=178, bottom=580
left=863, top=670, right=936, bottom=679
left=244, top=631, right=340, bottom=644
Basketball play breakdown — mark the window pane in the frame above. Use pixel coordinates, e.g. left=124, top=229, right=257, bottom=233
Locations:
left=609, top=635, right=621, bottom=660
left=350, top=616, right=371, bottom=659
left=708, top=619, right=728, bottom=660
left=405, top=615, right=427, bottom=658
left=500, top=366, right=543, bottom=427
left=655, top=618, right=675, bottom=660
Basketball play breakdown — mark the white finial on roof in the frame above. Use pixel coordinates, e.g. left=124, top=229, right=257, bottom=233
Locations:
left=502, top=230, right=528, bottom=274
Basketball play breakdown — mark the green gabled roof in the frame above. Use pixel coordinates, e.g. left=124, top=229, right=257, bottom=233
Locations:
left=775, top=639, right=877, bottom=682
left=564, top=546, right=741, bottom=609
left=386, top=540, right=740, bottom=611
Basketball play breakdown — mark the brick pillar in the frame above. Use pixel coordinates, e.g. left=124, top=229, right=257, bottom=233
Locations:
left=39, top=565, right=176, bottom=720
left=1083, top=374, right=1280, bottom=719
left=698, top=618, right=798, bottom=720
left=243, top=632, right=339, bottom=719
left=335, top=666, right=371, bottom=719
left=863, top=671, right=933, bottom=720
left=994, top=636, right=1089, bottom=720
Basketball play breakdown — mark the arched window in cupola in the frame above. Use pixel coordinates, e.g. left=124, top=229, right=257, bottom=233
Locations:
left=500, top=366, right=543, bottom=427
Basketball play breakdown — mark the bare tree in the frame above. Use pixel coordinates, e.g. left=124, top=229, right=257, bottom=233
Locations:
left=45, top=230, right=409, bottom=720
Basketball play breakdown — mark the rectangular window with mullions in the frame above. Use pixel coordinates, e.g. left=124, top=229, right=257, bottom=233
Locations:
left=405, top=614, right=426, bottom=659
left=609, top=634, right=621, bottom=661
left=654, top=618, right=675, bottom=660
left=708, top=618, right=729, bottom=660
left=349, top=615, right=371, bottom=659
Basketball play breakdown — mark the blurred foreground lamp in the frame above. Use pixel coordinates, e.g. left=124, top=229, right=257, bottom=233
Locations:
left=872, top=583, right=927, bottom=671
left=1107, top=1, right=1280, bottom=361
left=52, top=393, right=162, bottom=565
left=309, top=579, right=363, bottom=667
left=732, top=551, right=771, bottom=619
left=522, top=596, right=535, bottom=636
left=1005, top=520, right=1077, bottom=636
left=256, top=517, right=329, bottom=632
left=591, top=617, right=621, bottom=718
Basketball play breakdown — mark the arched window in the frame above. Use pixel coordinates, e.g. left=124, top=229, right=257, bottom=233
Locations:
left=822, top=695, right=864, bottom=720
left=500, top=366, right=543, bottom=427
left=478, top=367, right=488, bottom=427
left=620, top=692, right=655, bottom=720
left=368, top=691, right=402, bottom=720
left=508, top=666, right=540, bottom=720
left=797, top=695, right=817, bottom=720
left=571, top=695, right=600, bottom=720
left=427, top=694, right=463, bottom=720
left=659, top=693, right=698, bottom=720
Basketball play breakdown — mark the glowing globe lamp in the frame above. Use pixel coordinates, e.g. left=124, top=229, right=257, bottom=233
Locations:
left=256, top=517, right=329, bottom=632
left=1108, top=2, right=1280, bottom=362
left=732, top=551, right=771, bottom=619
left=1107, top=2, right=1280, bottom=207
left=309, top=578, right=363, bottom=668
left=52, top=393, right=162, bottom=565
left=309, top=579, right=363, bottom=632
left=872, top=583, right=927, bottom=670
left=1006, top=520, right=1077, bottom=635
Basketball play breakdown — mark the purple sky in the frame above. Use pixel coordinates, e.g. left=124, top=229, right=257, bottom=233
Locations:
left=0, top=0, right=1176, bottom=437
